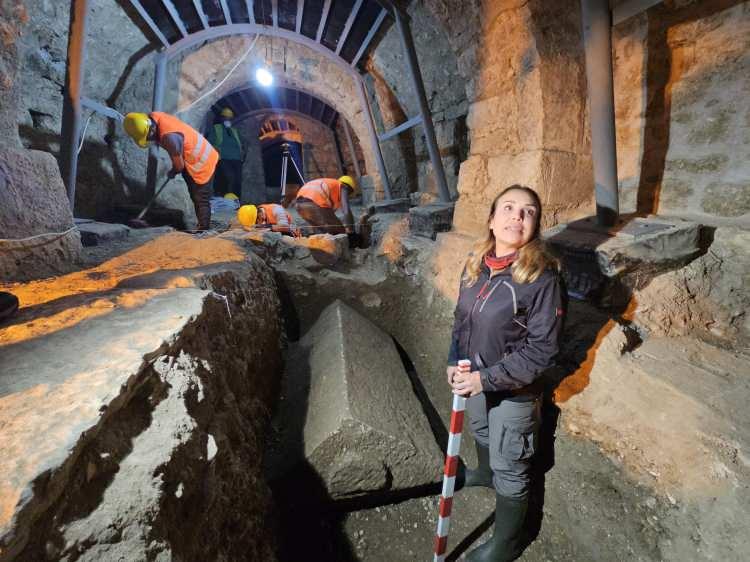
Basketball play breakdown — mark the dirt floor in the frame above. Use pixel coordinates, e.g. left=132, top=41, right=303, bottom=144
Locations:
left=5, top=221, right=748, bottom=561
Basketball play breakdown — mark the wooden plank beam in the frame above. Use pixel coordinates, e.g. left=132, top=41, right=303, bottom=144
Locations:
left=351, top=8, right=386, bottom=66
left=336, top=0, right=363, bottom=55
left=316, top=0, right=332, bottom=43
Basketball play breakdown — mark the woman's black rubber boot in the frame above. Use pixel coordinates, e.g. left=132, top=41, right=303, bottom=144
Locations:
left=466, top=493, right=528, bottom=562
left=464, top=442, right=493, bottom=488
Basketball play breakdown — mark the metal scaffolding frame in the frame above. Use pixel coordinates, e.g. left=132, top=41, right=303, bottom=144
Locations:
left=63, top=0, right=658, bottom=212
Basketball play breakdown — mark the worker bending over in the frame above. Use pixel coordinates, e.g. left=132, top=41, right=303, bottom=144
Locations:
left=238, top=203, right=295, bottom=235
left=294, top=176, right=357, bottom=237
left=123, top=112, right=219, bottom=231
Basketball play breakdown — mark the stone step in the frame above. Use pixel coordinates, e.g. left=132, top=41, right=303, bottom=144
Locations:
left=76, top=221, right=131, bottom=247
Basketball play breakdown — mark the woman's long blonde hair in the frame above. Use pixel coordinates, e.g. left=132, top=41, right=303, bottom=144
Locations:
left=463, top=185, right=559, bottom=286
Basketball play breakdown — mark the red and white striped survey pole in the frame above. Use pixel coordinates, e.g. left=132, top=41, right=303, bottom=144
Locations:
left=434, top=359, right=471, bottom=561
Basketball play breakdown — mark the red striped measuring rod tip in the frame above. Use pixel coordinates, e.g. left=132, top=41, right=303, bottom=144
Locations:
left=433, top=359, right=471, bottom=561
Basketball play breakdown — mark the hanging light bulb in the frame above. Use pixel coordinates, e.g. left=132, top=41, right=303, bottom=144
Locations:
left=256, top=67, right=273, bottom=87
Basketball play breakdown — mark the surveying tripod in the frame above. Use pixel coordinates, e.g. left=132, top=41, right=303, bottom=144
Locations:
left=279, top=142, right=305, bottom=204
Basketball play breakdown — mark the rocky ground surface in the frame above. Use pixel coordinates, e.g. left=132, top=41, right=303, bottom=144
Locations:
left=0, top=232, right=282, bottom=562
left=1, top=218, right=748, bottom=561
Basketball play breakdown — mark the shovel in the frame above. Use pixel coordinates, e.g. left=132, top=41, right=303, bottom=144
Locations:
left=128, top=177, right=172, bottom=229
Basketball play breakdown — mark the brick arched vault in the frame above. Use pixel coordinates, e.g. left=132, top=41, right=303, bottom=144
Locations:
left=63, top=0, right=452, bottom=205
left=130, top=0, right=392, bottom=197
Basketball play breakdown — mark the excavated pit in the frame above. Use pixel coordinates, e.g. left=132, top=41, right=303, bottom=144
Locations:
left=2, top=220, right=749, bottom=562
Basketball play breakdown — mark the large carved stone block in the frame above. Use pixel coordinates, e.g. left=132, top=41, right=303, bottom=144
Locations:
left=285, top=300, right=442, bottom=500
left=0, top=146, right=82, bottom=281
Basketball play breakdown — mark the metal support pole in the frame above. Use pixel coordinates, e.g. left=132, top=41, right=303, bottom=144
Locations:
left=341, top=118, right=362, bottom=179
left=60, top=0, right=90, bottom=211
left=393, top=8, right=451, bottom=203
left=356, top=77, right=391, bottom=199
left=580, top=0, right=619, bottom=226
left=331, top=128, right=344, bottom=176
left=147, top=52, right=168, bottom=194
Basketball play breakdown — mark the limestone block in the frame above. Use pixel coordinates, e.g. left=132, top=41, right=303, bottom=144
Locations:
left=0, top=146, right=82, bottom=281
left=544, top=217, right=702, bottom=304
left=304, top=233, right=350, bottom=262
left=409, top=203, right=456, bottom=240
left=430, top=231, right=475, bottom=301
left=287, top=301, right=442, bottom=500
left=77, top=221, right=130, bottom=247
left=368, top=198, right=411, bottom=215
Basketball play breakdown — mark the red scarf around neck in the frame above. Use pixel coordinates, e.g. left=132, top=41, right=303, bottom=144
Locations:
left=484, top=250, right=518, bottom=271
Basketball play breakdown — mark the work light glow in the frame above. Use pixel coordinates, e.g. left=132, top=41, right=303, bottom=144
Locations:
left=256, top=68, right=273, bottom=87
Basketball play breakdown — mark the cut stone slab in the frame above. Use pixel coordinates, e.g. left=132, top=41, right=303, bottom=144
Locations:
left=409, top=203, right=455, bottom=239
left=281, top=300, right=443, bottom=500
left=77, top=221, right=131, bottom=247
left=367, top=197, right=412, bottom=215
left=544, top=216, right=703, bottom=303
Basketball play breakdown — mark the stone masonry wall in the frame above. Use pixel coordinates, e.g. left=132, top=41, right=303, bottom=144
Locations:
left=367, top=2, right=467, bottom=200
left=296, top=114, right=342, bottom=180
left=171, top=35, right=383, bottom=197
left=367, top=0, right=593, bottom=236
left=16, top=0, right=156, bottom=218
left=0, top=0, right=82, bottom=282
left=613, top=1, right=750, bottom=225
left=334, top=117, right=366, bottom=179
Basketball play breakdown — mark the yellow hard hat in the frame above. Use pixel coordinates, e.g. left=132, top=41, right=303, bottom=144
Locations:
left=224, top=192, right=239, bottom=200
left=220, top=107, right=234, bottom=119
left=123, top=112, right=152, bottom=148
left=237, top=204, right=258, bottom=227
left=338, top=175, right=358, bottom=195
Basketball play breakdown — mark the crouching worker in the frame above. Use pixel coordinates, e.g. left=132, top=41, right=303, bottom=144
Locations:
left=123, top=112, right=219, bottom=231
left=294, top=176, right=358, bottom=242
left=237, top=203, right=296, bottom=235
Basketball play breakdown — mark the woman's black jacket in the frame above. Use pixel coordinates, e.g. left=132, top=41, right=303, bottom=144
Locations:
left=448, top=264, right=563, bottom=393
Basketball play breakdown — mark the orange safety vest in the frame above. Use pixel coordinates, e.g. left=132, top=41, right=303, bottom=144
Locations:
left=259, top=203, right=291, bottom=227
left=151, top=112, right=219, bottom=185
left=296, top=178, right=346, bottom=210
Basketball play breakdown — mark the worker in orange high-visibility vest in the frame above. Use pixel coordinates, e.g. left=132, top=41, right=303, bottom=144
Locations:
left=294, top=176, right=358, bottom=239
left=123, top=112, right=219, bottom=231
left=237, top=203, right=296, bottom=235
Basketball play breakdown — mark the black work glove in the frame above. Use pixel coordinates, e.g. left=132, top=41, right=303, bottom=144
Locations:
left=347, top=232, right=360, bottom=249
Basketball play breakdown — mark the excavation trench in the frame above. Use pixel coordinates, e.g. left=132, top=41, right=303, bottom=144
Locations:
left=3, top=224, right=748, bottom=562
left=264, top=263, right=455, bottom=562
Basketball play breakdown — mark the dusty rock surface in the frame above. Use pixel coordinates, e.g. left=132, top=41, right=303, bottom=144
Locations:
left=633, top=226, right=750, bottom=342
left=0, top=146, right=82, bottom=281
left=0, top=232, right=281, bottom=561
left=274, top=300, right=442, bottom=500
left=262, top=219, right=749, bottom=561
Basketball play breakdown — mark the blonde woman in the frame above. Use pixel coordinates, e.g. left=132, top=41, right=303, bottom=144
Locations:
left=448, top=185, right=563, bottom=561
